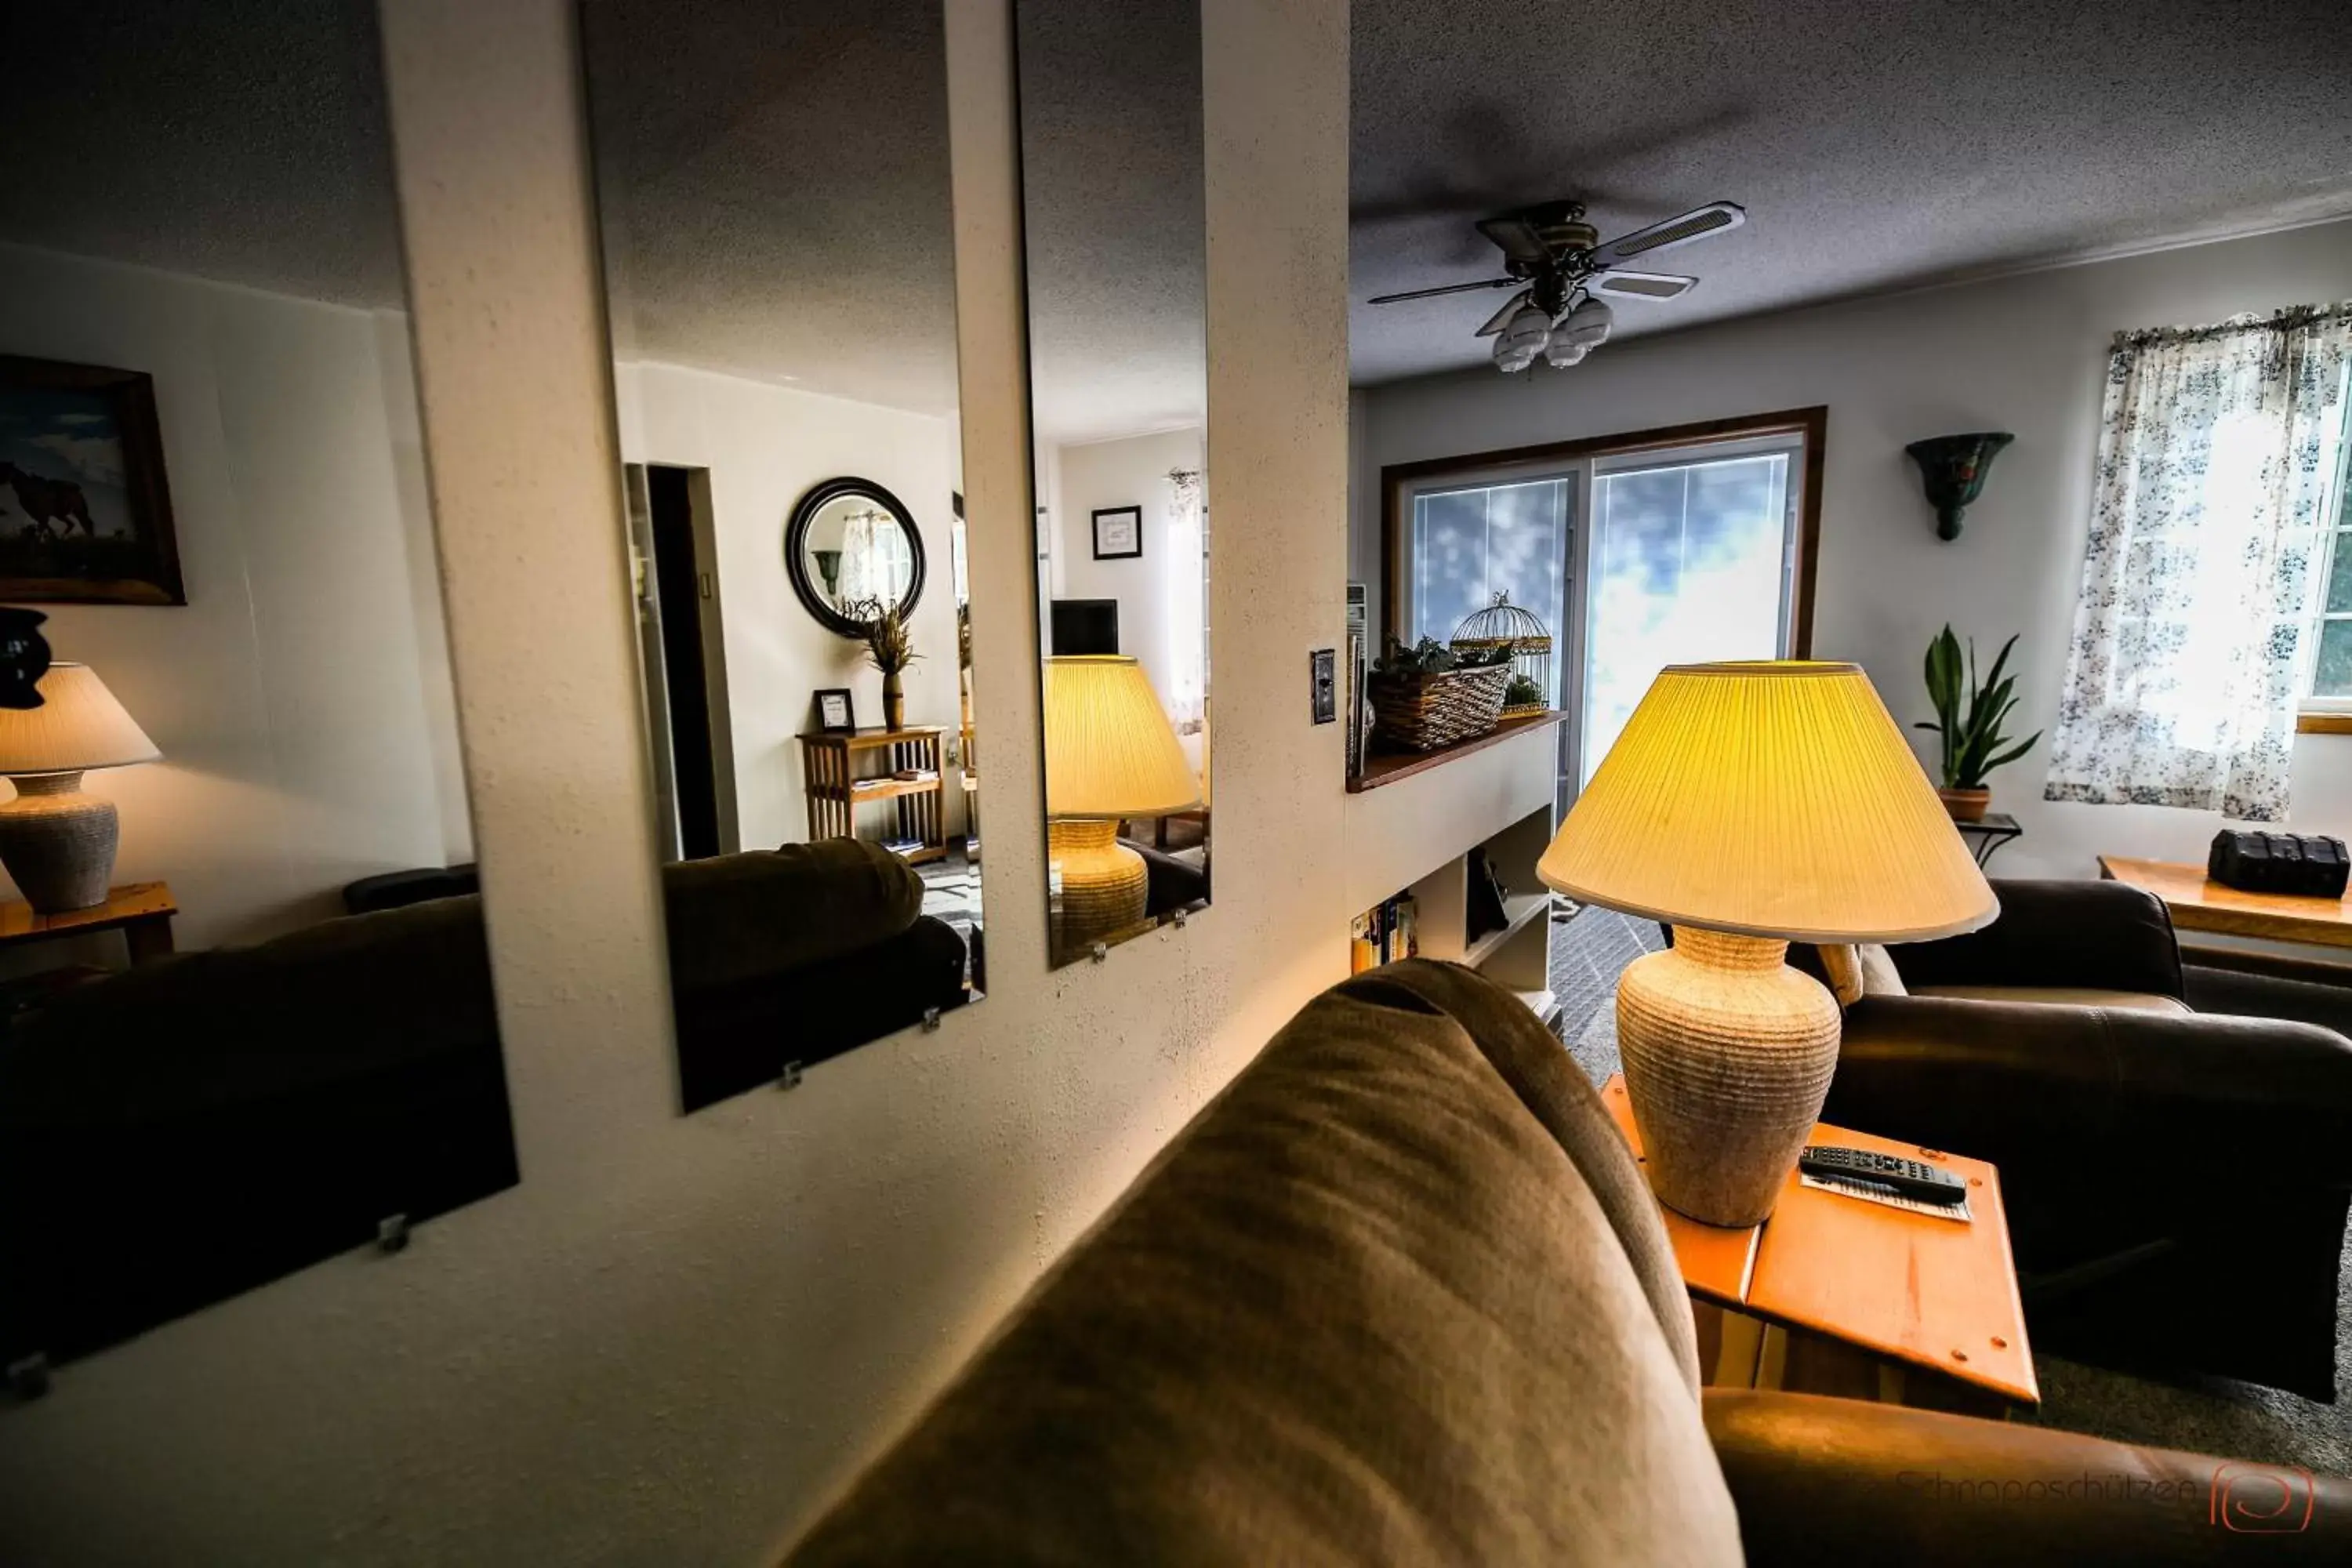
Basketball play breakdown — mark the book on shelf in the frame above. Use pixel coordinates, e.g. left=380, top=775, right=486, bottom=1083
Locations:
left=1349, top=891, right=1419, bottom=973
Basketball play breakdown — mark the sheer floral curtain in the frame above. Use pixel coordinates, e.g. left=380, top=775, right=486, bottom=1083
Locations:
left=2044, top=305, right=2352, bottom=822
left=1165, top=467, right=1206, bottom=730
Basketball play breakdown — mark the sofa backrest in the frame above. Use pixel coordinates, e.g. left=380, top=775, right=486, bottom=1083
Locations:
left=779, top=960, right=1741, bottom=1566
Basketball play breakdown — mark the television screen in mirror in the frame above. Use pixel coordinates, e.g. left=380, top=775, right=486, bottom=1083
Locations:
left=582, top=0, right=985, bottom=1109
left=0, top=3, right=514, bottom=1377
left=1016, top=0, right=1211, bottom=969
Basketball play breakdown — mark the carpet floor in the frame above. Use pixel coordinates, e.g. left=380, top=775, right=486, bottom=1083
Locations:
left=1548, top=905, right=2351, bottom=1475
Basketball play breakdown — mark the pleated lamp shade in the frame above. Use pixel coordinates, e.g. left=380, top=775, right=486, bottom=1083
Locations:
left=1044, top=655, right=1200, bottom=820
left=1538, top=661, right=1994, bottom=944
left=0, top=663, right=161, bottom=776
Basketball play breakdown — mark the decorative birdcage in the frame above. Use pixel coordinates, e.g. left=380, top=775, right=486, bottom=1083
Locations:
left=1450, top=592, right=1553, bottom=718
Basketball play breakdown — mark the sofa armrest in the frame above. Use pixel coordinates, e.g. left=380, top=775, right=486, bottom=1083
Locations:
left=1829, top=995, right=2352, bottom=1186
left=1889, top=878, right=2183, bottom=998
left=1704, top=1388, right=2352, bottom=1565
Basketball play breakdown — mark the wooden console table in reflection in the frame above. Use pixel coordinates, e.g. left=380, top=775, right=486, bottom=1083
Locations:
left=799, top=726, right=947, bottom=866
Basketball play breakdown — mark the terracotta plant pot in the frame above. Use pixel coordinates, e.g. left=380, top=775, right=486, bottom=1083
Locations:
left=1938, top=786, right=1991, bottom=823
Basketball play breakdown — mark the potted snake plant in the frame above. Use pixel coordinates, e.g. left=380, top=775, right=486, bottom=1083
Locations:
left=1917, top=625, right=2039, bottom=822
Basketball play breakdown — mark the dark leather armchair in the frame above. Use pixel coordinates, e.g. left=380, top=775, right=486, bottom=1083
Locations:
left=1821, top=879, right=2352, bottom=1402
left=1708, top=1388, right=2352, bottom=1564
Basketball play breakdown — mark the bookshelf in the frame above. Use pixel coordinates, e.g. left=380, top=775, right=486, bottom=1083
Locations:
left=1352, top=801, right=1561, bottom=1026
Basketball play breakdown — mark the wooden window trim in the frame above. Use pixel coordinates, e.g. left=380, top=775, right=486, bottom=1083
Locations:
left=2297, top=711, right=2352, bottom=735
left=1378, top=405, right=1828, bottom=656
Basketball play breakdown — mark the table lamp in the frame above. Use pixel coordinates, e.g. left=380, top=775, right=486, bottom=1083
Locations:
left=1044, top=655, right=1199, bottom=946
left=0, top=662, right=161, bottom=913
left=1539, top=661, right=1993, bottom=1226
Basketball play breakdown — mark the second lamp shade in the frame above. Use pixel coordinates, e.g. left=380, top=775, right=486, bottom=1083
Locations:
left=1043, top=655, right=1199, bottom=820
left=1538, top=661, right=1994, bottom=943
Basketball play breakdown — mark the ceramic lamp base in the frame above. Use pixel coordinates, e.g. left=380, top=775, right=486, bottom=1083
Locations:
left=1051, top=818, right=1146, bottom=947
left=1617, top=926, right=1841, bottom=1227
left=0, top=771, right=119, bottom=913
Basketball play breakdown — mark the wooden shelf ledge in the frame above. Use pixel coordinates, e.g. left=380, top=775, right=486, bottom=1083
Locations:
left=1347, top=710, right=1568, bottom=793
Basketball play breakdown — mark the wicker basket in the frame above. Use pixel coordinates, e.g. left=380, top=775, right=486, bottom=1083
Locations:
left=1367, top=662, right=1511, bottom=753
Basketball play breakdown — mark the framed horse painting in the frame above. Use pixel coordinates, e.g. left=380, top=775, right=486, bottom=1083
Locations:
left=0, top=355, right=184, bottom=605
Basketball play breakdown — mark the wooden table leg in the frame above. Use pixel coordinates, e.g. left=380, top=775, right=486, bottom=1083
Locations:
left=123, top=914, right=174, bottom=966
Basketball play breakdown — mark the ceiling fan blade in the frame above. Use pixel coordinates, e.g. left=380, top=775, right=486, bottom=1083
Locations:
left=1589, top=201, right=1746, bottom=266
left=1367, top=277, right=1518, bottom=306
left=1592, top=270, right=1699, bottom=300
left=1475, top=213, right=1552, bottom=266
left=1475, top=289, right=1534, bottom=336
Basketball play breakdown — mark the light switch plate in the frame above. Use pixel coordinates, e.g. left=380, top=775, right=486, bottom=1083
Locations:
left=1310, top=648, right=1338, bottom=724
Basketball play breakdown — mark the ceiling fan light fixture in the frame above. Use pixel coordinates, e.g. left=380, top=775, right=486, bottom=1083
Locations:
left=1559, top=296, right=1614, bottom=348
left=1542, top=339, right=1588, bottom=368
left=1494, top=303, right=1551, bottom=372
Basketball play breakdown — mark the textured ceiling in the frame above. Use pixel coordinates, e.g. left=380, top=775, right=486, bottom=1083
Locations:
left=1351, top=0, right=2352, bottom=383
left=582, top=0, right=964, bottom=419
left=10, top=1, right=2349, bottom=419
left=0, top=1, right=402, bottom=309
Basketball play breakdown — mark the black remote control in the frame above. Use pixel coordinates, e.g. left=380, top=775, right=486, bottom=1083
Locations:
left=1798, top=1145, right=1969, bottom=1207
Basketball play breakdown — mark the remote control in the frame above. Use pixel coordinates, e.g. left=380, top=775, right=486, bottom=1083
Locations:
left=1798, top=1145, right=1969, bottom=1207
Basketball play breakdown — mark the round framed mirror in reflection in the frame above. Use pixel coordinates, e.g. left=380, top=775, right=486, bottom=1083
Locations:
left=785, top=477, right=927, bottom=637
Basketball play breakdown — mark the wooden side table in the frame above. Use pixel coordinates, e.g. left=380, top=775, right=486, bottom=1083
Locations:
left=2099, top=853, right=2352, bottom=949
left=1602, top=1074, right=2038, bottom=1416
left=798, top=727, right=948, bottom=866
left=0, top=880, right=177, bottom=966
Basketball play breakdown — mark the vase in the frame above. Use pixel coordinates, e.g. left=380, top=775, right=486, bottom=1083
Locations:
left=882, top=670, right=905, bottom=731
left=1937, top=786, right=1991, bottom=822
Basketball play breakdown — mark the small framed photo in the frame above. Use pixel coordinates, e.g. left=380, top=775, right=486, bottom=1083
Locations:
left=0, top=354, right=186, bottom=604
left=1091, top=505, right=1142, bottom=561
left=813, top=688, right=856, bottom=733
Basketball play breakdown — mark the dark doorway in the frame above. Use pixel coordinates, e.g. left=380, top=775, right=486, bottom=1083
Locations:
left=647, top=464, right=724, bottom=859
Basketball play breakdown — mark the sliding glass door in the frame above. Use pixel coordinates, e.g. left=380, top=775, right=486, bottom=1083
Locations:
left=1384, top=412, right=1820, bottom=808
left=1579, top=440, right=1805, bottom=784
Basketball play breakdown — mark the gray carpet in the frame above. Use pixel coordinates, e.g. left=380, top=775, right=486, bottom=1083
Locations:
left=1548, top=906, right=2352, bottom=1474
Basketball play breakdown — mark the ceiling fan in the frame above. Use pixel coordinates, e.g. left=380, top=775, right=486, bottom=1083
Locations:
left=1368, top=198, right=1746, bottom=372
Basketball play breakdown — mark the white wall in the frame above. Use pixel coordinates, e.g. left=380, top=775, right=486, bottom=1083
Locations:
left=0, top=2, right=1355, bottom=1564
left=1356, top=218, right=2352, bottom=877
left=612, top=362, right=965, bottom=848
left=1048, top=426, right=1204, bottom=702
left=0, top=243, right=468, bottom=950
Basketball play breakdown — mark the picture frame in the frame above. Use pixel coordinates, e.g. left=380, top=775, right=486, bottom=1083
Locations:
left=0, top=354, right=186, bottom=605
left=813, top=687, right=857, bottom=733
left=1091, top=505, right=1142, bottom=561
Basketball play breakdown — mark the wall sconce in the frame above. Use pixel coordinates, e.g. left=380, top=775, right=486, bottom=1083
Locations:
left=1905, top=433, right=2013, bottom=542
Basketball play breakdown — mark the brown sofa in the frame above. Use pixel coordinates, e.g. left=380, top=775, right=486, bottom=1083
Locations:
left=0, top=840, right=965, bottom=1374
left=779, top=960, right=2350, bottom=1563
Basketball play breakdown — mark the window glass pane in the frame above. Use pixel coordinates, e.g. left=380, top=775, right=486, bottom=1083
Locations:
left=2315, top=620, right=2352, bottom=697
left=2329, top=531, right=2352, bottom=615
left=1582, top=454, right=1791, bottom=782
left=1411, top=488, right=1490, bottom=646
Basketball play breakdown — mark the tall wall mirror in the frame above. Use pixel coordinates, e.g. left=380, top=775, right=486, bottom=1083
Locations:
left=1016, top=0, right=1212, bottom=969
left=0, top=4, right=513, bottom=1381
left=581, top=0, right=984, bottom=1110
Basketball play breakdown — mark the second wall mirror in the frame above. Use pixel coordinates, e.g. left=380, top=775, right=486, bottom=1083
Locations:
left=786, top=477, right=926, bottom=637
left=1016, top=0, right=1212, bottom=969
left=581, top=0, right=984, bottom=1109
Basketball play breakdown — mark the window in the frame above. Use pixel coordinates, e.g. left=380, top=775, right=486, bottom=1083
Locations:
left=1408, top=477, right=1571, bottom=702
left=1381, top=409, right=1822, bottom=795
left=2043, top=306, right=2352, bottom=820
left=2301, top=399, right=2352, bottom=710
